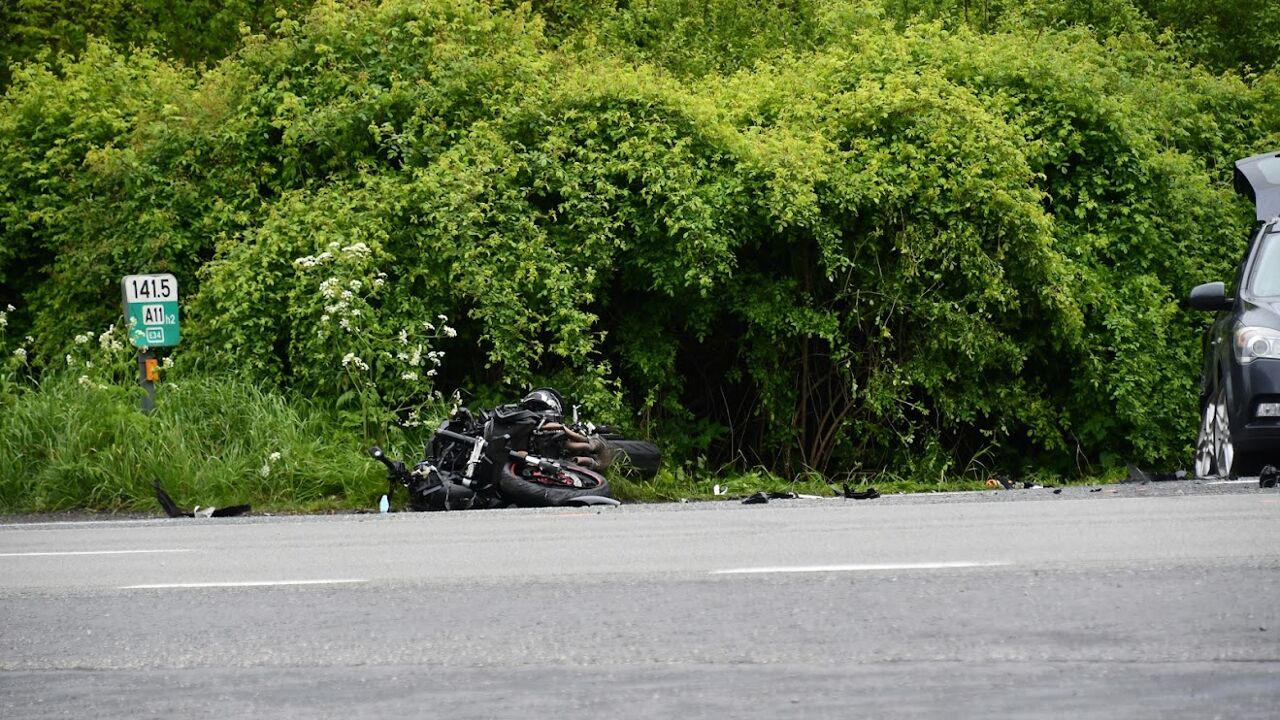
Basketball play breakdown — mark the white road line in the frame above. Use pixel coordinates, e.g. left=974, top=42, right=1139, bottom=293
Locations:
left=710, top=561, right=1009, bottom=575
left=0, top=549, right=195, bottom=558
left=122, top=579, right=368, bottom=589
left=1202, top=479, right=1259, bottom=485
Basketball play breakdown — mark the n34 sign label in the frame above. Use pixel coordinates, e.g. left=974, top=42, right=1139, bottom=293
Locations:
left=121, top=274, right=181, bottom=348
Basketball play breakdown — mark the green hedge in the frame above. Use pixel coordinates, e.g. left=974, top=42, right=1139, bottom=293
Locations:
left=3, top=0, right=1279, bottom=482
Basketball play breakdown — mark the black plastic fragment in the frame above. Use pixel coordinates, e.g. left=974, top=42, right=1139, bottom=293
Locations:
left=153, top=480, right=191, bottom=518
left=1090, top=487, right=1103, bottom=493
left=153, top=479, right=251, bottom=518
left=767, top=491, right=798, bottom=499
left=842, top=484, right=880, bottom=500
left=1053, top=488, right=1063, bottom=494
left=742, top=491, right=770, bottom=505
left=1261, top=465, right=1279, bottom=489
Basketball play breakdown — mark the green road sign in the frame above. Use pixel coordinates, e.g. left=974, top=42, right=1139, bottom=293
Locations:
left=122, top=274, right=181, bottom=348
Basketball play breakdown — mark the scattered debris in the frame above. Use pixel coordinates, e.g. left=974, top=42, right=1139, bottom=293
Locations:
left=985, top=475, right=1015, bottom=489
left=378, top=494, right=389, bottom=513
left=1125, top=465, right=1188, bottom=484
left=713, top=484, right=728, bottom=496
left=1261, top=466, right=1279, bottom=489
left=1089, top=487, right=1103, bottom=493
left=742, top=492, right=770, bottom=505
left=842, top=485, right=881, bottom=500
left=1053, top=488, right=1063, bottom=494
left=153, top=479, right=250, bottom=518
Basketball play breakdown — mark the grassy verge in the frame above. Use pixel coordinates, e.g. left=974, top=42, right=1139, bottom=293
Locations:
left=0, top=374, right=395, bottom=513
left=0, top=373, right=1108, bottom=515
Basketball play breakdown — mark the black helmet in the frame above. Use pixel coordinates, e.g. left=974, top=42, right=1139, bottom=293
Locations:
left=520, top=387, right=564, bottom=420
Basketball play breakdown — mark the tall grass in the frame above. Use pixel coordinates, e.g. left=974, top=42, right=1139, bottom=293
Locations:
left=0, top=374, right=395, bottom=513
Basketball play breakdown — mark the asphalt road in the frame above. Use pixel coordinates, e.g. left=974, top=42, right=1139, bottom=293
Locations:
left=2, top=480, right=1278, bottom=718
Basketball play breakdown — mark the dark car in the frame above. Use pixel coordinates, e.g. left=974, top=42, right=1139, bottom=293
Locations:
left=1189, top=150, right=1280, bottom=477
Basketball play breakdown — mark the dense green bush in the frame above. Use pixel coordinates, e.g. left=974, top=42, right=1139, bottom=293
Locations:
left=0, top=0, right=314, bottom=87
left=4, top=0, right=1280, bottom=492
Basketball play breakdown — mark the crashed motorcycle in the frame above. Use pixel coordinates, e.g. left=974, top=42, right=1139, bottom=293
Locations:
left=369, top=388, right=659, bottom=510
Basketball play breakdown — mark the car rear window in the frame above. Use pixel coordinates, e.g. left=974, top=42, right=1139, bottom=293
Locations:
left=1250, top=232, right=1280, bottom=296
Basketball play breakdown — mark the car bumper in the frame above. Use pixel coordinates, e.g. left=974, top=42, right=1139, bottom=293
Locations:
left=1227, top=357, right=1280, bottom=458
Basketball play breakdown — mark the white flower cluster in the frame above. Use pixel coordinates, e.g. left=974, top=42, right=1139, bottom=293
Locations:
left=341, top=352, right=370, bottom=371
left=98, top=324, right=123, bottom=352
left=259, top=451, right=284, bottom=478
left=293, top=250, right=334, bottom=269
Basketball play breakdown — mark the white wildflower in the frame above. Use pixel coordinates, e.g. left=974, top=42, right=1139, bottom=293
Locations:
left=341, top=242, right=370, bottom=256
left=259, top=463, right=271, bottom=478
left=75, top=334, right=90, bottom=344
left=5, top=304, right=13, bottom=311
left=98, top=325, right=117, bottom=350
left=443, top=325, right=457, bottom=338
left=25, top=336, right=33, bottom=344
left=437, top=314, right=448, bottom=322
left=269, top=452, right=282, bottom=462
left=162, top=356, right=174, bottom=369
left=372, top=278, right=385, bottom=288
left=65, top=354, right=74, bottom=366
left=397, top=329, right=409, bottom=345
left=13, top=347, right=26, bottom=361
left=426, top=368, right=437, bottom=377
left=341, top=353, right=369, bottom=371
left=316, top=251, right=332, bottom=263
left=340, top=290, right=353, bottom=301
left=320, top=314, right=330, bottom=323
left=348, top=279, right=362, bottom=291
left=339, top=318, right=351, bottom=331
left=293, top=255, right=319, bottom=269
left=408, top=346, right=422, bottom=367
left=401, top=371, right=418, bottom=381
left=422, top=321, right=434, bottom=332
left=0, top=313, right=6, bottom=330
left=78, top=375, right=91, bottom=386
left=319, top=278, right=341, bottom=298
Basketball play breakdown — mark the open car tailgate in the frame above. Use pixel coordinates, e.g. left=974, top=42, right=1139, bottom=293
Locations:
left=1234, top=150, right=1280, bottom=222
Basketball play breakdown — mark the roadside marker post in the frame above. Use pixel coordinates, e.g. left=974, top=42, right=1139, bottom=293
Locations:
left=121, top=274, right=181, bottom=415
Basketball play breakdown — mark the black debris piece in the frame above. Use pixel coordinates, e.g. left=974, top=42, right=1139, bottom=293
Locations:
left=153, top=479, right=250, bottom=518
left=842, top=484, right=880, bottom=500
left=1053, top=488, right=1063, bottom=494
left=742, top=491, right=770, bottom=505
left=768, top=491, right=798, bottom=500
left=1089, top=487, right=1103, bottom=493
left=1261, top=465, right=1279, bottom=489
